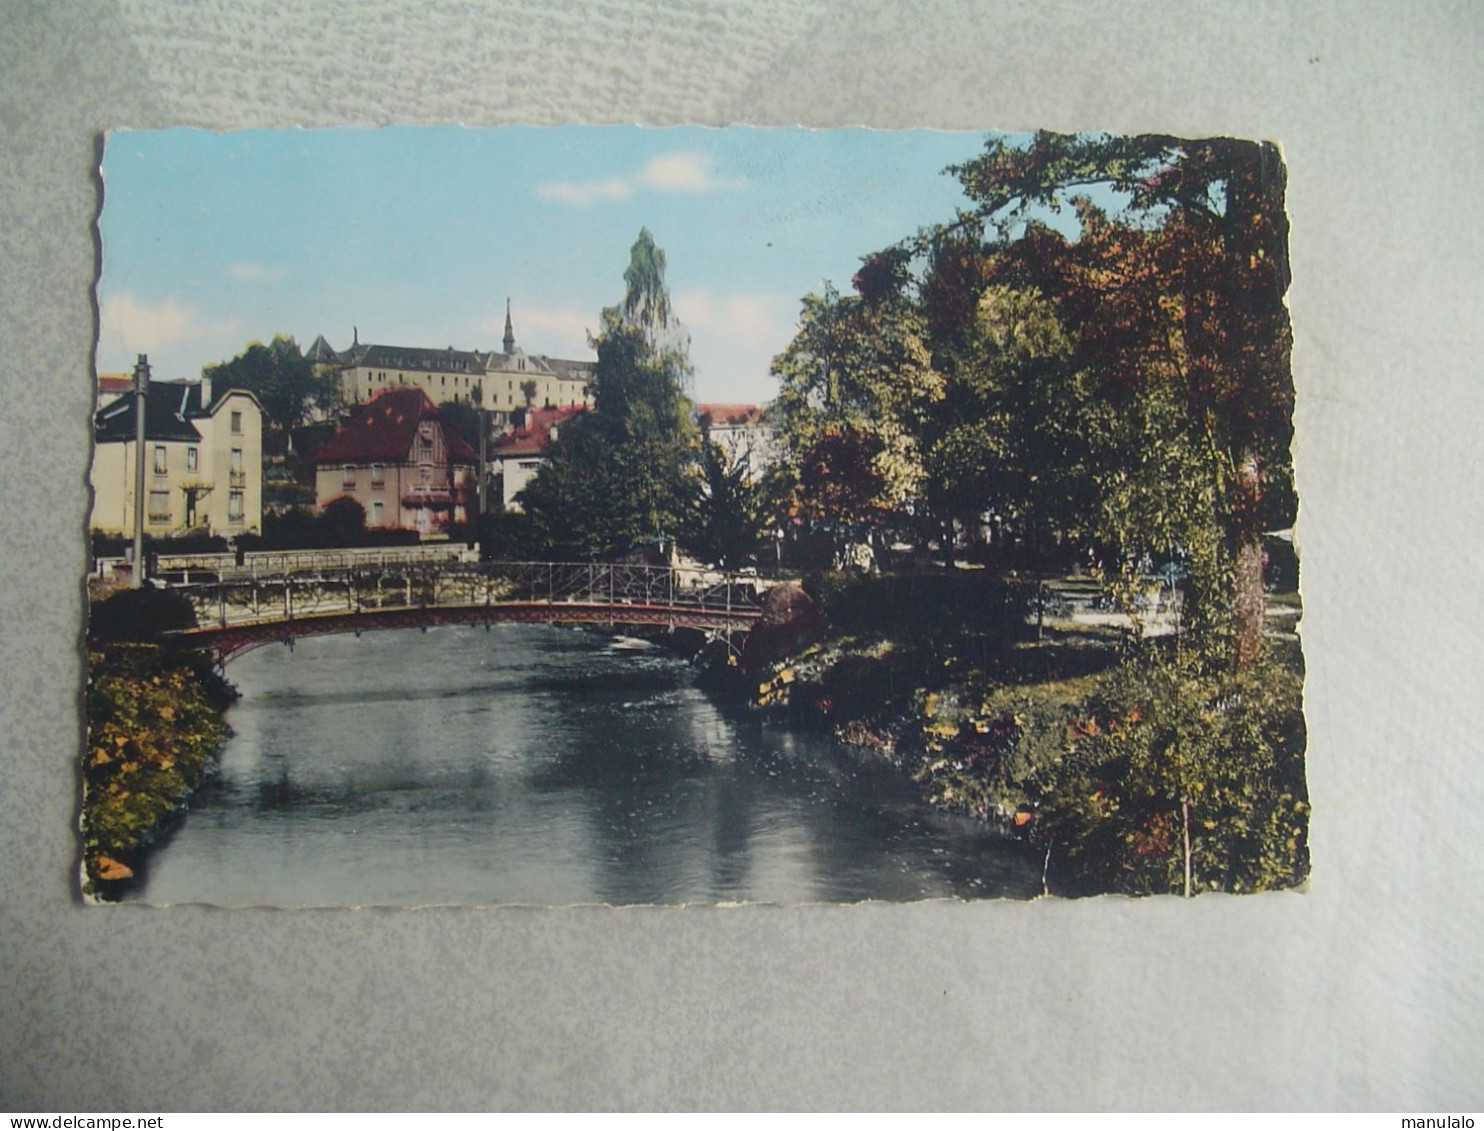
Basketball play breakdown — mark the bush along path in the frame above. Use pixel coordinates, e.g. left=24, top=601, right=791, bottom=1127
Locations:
left=82, top=589, right=237, bottom=901
left=744, top=573, right=1309, bottom=898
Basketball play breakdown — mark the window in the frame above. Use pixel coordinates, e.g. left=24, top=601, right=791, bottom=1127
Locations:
left=371, top=500, right=384, bottom=525
left=186, top=447, right=198, bottom=473
left=342, top=463, right=355, bottom=489
left=228, top=490, right=244, bottom=522
left=152, top=444, right=167, bottom=474
left=230, top=447, right=245, bottom=486
left=148, top=489, right=171, bottom=523
left=370, top=463, right=384, bottom=488
left=230, top=411, right=243, bottom=435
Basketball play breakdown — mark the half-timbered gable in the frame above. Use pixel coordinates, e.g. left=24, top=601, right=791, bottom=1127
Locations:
left=313, top=387, right=477, bottom=535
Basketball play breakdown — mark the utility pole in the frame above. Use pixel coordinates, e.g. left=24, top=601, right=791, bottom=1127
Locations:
left=130, top=354, right=151, bottom=588
left=478, top=410, right=489, bottom=518
left=473, top=384, right=488, bottom=518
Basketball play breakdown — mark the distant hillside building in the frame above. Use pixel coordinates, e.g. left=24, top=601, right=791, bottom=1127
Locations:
left=314, top=387, right=477, bottom=535
left=314, top=301, right=595, bottom=420
left=91, top=371, right=264, bottom=537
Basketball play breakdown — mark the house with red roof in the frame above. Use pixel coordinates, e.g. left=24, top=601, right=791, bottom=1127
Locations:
left=488, top=404, right=587, bottom=512
left=313, top=387, right=477, bottom=534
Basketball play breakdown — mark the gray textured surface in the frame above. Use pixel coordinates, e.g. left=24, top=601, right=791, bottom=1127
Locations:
left=3, top=0, right=1482, bottom=1111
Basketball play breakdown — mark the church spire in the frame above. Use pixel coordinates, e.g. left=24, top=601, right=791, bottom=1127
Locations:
left=502, top=298, right=516, bottom=355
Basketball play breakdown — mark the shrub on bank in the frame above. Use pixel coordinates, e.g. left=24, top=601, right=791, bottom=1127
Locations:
left=91, top=532, right=229, bottom=559
left=902, top=644, right=1309, bottom=897
left=82, top=645, right=235, bottom=898
left=88, top=587, right=198, bottom=643
left=236, top=507, right=423, bottom=551
left=804, top=570, right=1036, bottom=647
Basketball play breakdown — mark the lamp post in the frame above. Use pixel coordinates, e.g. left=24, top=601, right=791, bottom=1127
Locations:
left=130, top=354, right=151, bottom=588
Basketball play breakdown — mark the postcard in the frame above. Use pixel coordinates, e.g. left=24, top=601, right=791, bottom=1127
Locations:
left=83, top=125, right=1305, bottom=905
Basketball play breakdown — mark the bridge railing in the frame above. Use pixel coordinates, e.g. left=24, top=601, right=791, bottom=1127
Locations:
left=171, top=559, right=765, bottom=632
left=155, top=544, right=478, bottom=580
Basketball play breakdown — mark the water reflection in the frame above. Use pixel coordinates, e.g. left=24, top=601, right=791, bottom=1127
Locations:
left=135, top=624, right=1042, bottom=906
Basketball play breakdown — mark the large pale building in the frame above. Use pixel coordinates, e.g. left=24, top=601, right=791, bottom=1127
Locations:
left=315, top=302, right=595, bottom=420
left=90, top=372, right=264, bottom=538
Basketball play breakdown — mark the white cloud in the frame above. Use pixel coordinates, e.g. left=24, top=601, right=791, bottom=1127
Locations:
left=99, top=293, right=239, bottom=357
left=639, top=152, right=745, bottom=194
left=673, top=288, right=790, bottom=340
left=477, top=304, right=596, bottom=358
left=673, top=288, right=796, bottom=404
left=535, top=177, right=633, bottom=207
left=225, top=262, right=287, bottom=283
left=536, top=151, right=744, bottom=208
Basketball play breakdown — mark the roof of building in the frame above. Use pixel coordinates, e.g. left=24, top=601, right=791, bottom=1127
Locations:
left=97, top=372, right=133, bottom=395
left=490, top=404, right=587, bottom=458
left=305, top=334, right=339, bottom=363
left=341, top=343, right=488, bottom=375
left=320, top=306, right=595, bottom=381
left=315, top=387, right=478, bottom=465
left=696, top=403, right=766, bottom=427
left=93, top=380, right=259, bottom=444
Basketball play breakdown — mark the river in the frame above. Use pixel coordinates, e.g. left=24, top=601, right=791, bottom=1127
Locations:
left=133, top=624, right=1043, bottom=905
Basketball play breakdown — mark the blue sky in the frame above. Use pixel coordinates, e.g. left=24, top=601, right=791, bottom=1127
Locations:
left=98, top=125, right=1011, bottom=404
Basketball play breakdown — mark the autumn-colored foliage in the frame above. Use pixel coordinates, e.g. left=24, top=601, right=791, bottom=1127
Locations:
left=81, top=645, right=234, bottom=898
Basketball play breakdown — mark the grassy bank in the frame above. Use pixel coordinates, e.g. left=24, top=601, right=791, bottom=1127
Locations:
left=750, top=571, right=1308, bottom=897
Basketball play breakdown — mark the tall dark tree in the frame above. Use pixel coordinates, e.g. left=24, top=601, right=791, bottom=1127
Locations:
left=518, top=233, right=698, bottom=559
left=621, top=226, right=692, bottom=391
left=679, top=440, right=767, bottom=570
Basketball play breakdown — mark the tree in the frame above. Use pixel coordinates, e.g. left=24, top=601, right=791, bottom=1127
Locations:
left=795, top=426, right=888, bottom=527
left=920, top=277, right=1084, bottom=567
left=943, top=133, right=1295, bottom=666
left=320, top=495, right=366, bottom=539
left=518, top=233, right=698, bottom=559
left=771, top=270, right=944, bottom=537
left=204, top=336, right=336, bottom=451
left=621, top=226, right=691, bottom=381
left=437, top=399, right=483, bottom=450
left=679, top=440, right=768, bottom=569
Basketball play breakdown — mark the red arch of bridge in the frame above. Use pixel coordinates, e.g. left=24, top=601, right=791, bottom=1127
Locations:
left=172, top=601, right=760, bottom=665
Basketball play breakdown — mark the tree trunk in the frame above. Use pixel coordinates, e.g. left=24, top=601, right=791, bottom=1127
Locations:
left=1181, top=796, right=1193, bottom=898
left=1230, top=447, right=1265, bottom=668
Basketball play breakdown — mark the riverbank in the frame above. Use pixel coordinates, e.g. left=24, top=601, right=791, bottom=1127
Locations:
left=741, top=572, right=1309, bottom=897
left=82, top=643, right=236, bottom=900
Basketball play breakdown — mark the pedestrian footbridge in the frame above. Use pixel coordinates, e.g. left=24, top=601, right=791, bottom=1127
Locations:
left=156, top=554, right=767, bottom=664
